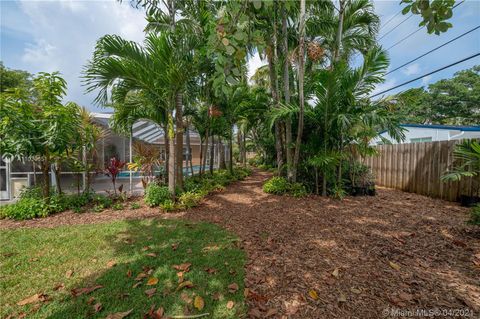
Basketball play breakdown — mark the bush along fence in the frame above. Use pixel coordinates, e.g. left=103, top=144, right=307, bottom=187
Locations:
left=364, top=140, right=480, bottom=203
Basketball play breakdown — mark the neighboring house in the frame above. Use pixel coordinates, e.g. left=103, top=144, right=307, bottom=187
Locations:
left=371, top=124, right=480, bottom=145
left=1, top=112, right=225, bottom=201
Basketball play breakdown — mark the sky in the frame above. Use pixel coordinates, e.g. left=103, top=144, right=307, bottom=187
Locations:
left=1, top=0, right=479, bottom=111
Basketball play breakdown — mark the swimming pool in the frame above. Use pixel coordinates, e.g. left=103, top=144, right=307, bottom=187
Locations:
left=117, top=165, right=207, bottom=178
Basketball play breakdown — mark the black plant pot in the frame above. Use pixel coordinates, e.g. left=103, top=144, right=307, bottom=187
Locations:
left=351, top=186, right=367, bottom=196
left=366, top=186, right=376, bottom=196
left=459, top=195, right=480, bottom=207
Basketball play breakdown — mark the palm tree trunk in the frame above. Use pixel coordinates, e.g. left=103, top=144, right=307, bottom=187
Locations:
left=202, top=129, right=209, bottom=175
left=242, top=131, right=247, bottom=167
left=164, top=126, right=170, bottom=183
left=219, top=138, right=226, bottom=170
left=168, top=112, right=176, bottom=196
left=209, top=135, right=215, bottom=175
left=175, top=93, right=184, bottom=191
left=229, top=126, right=234, bottom=174
left=292, top=0, right=306, bottom=183
left=334, top=0, right=345, bottom=63
left=282, top=4, right=293, bottom=181
left=267, top=4, right=284, bottom=173
left=185, top=124, right=193, bottom=176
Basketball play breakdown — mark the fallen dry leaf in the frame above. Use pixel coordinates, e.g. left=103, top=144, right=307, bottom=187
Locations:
left=248, top=308, right=263, bottom=318
left=87, top=297, right=95, bottom=305
left=243, top=288, right=250, bottom=298
left=265, top=308, right=277, bottom=317
left=338, top=293, right=347, bottom=303
left=399, top=292, right=413, bottom=301
left=105, top=309, right=133, bottom=319
left=151, top=306, right=164, bottom=319
left=65, top=270, right=74, bottom=278
left=176, top=281, right=194, bottom=291
left=53, top=283, right=65, bottom=291
left=147, top=277, right=158, bottom=286
left=177, top=271, right=184, bottom=283
left=228, top=283, right=239, bottom=293
left=135, top=272, right=148, bottom=281
left=145, top=288, right=156, bottom=298
left=106, top=260, right=117, bottom=268
left=332, top=268, right=340, bottom=278
left=308, top=289, right=319, bottom=300
left=173, top=263, right=191, bottom=272
left=171, top=243, right=179, bottom=251
left=389, top=261, right=401, bottom=271
left=93, top=303, right=102, bottom=313
left=180, top=292, right=192, bottom=304
left=194, top=295, right=205, bottom=310
left=17, top=293, right=48, bottom=306
left=350, top=287, right=362, bottom=294
left=146, top=253, right=157, bottom=257
left=142, top=246, right=150, bottom=251
left=71, top=285, right=103, bottom=297
left=133, top=282, right=142, bottom=288
left=204, top=267, right=217, bottom=274
left=226, top=300, right=235, bottom=309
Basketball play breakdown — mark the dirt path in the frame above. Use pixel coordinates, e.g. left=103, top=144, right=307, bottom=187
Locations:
left=184, top=170, right=480, bottom=318
left=2, top=170, right=479, bottom=318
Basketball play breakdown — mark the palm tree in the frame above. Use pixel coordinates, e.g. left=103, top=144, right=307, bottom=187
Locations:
left=84, top=32, right=196, bottom=195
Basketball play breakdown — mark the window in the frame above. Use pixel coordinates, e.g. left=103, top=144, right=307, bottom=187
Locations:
left=410, top=137, right=432, bottom=143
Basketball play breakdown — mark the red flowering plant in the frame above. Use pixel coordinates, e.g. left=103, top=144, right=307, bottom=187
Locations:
left=104, top=157, right=126, bottom=195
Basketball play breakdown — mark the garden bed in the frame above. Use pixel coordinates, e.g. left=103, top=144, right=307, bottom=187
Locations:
left=183, top=170, right=480, bottom=318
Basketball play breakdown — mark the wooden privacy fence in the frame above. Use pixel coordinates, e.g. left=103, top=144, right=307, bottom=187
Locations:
left=364, top=140, right=480, bottom=202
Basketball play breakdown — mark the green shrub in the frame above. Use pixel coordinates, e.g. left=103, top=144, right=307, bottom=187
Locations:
left=469, top=205, right=480, bottom=225
left=112, top=203, right=123, bottom=210
left=263, top=176, right=308, bottom=197
left=93, top=204, right=104, bottom=213
left=331, top=186, right=347, bottom=200
left=0, top=197, right=48, bottom=220
left=263, top=177, right=290, bottom=195
left=145, top=184, right=171, bottom=207
left=160, top=199, right=176, bottom=212
left=130, top=202, right=141, bottom=210
left=290, top=182, right=307, bottom=197
left=19, top=186, right=43, bottom=199
left=179, top=191, right=203, bottom=209
left=93, top=194, right=113, bottom=208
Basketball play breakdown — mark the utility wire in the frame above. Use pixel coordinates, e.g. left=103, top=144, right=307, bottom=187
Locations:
left=378, top=14, right=413, bottom=41
left=381, top=10, right=402, bottom=30
left=386, top=25, right=480, bottom=75
left=371, top=52, right=480, bottom=97
left=383, top=0, right=465, bottom=51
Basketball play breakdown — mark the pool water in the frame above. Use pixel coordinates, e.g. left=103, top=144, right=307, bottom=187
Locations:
left=117, top=165, right=206, bottom=178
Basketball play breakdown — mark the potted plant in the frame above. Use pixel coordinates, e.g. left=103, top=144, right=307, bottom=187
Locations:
left=350, top=162, right=376, bottom=196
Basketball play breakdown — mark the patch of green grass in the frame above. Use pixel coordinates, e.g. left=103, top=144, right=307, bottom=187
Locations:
left=0, top=219, right=246, bottom=318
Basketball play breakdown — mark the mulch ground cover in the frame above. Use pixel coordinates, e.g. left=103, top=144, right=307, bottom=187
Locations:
left=2, top=170, right=479, bottom=318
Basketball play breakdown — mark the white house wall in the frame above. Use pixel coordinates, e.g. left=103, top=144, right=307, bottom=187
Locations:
left=371, top=127, right=480, bottom=145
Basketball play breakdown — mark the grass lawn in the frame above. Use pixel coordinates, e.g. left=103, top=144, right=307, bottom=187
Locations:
left=0, top=219, right=246, bottom=318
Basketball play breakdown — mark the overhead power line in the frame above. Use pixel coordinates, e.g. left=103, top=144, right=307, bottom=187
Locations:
left=378, top=14, right=413, bottom=41
left=381, top=10, right=402, bottom=30
left=386, top=25, right=480, bottom=75
left=384, top=0, right=465, bottom=51
left=371, top=52, right=480, bottom=98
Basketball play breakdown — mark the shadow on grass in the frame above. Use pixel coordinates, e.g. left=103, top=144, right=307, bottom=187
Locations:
left=12, top=219, right=246, bottom=319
